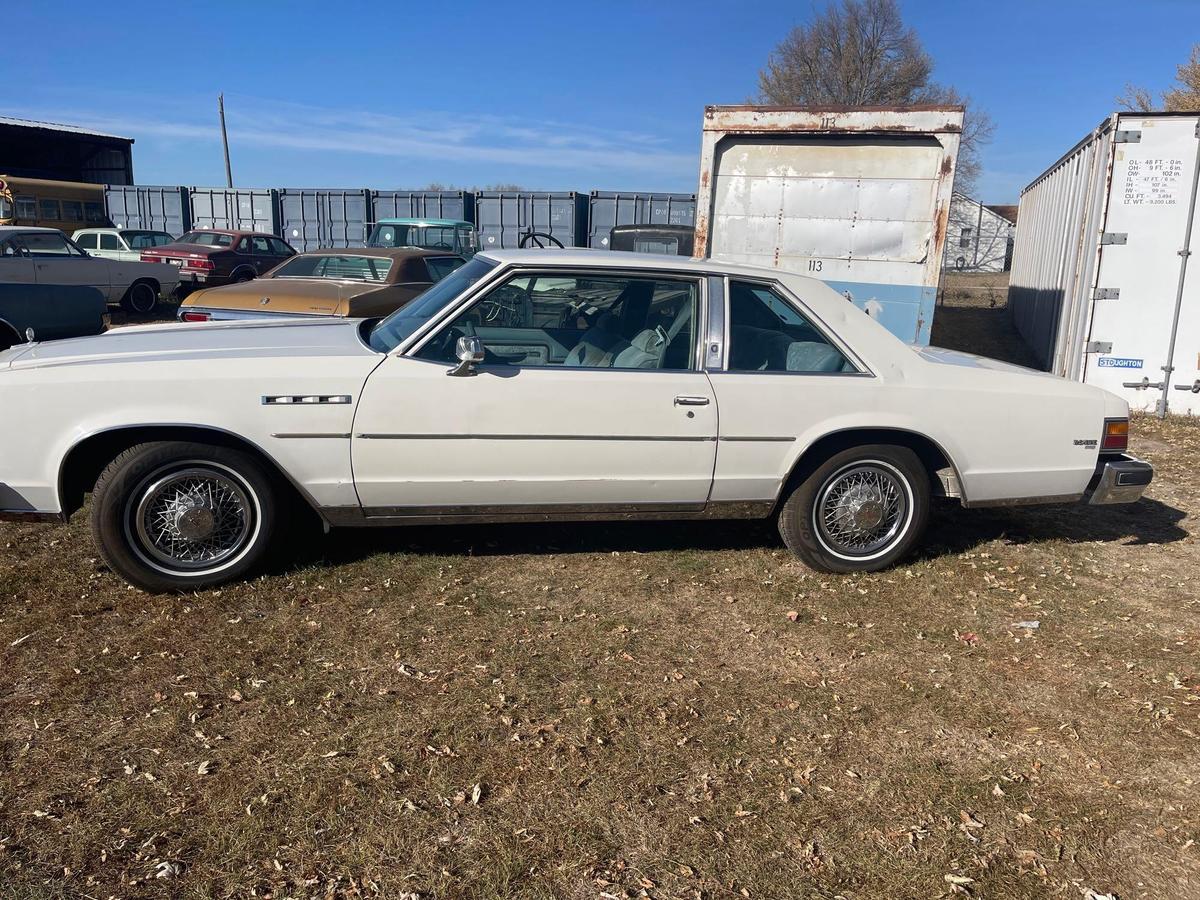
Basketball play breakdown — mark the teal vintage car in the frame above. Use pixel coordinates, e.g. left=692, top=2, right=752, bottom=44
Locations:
left=367, top=218, right=477, bottom=258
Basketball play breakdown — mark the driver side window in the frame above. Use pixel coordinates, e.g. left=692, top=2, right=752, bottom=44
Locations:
left=416, top=272, right=699, bottom=371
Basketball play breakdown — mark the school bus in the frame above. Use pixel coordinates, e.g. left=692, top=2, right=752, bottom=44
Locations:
left=0, top=176, right=109, bottom=232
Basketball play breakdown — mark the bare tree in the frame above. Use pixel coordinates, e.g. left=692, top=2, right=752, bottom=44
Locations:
left=1119, top=44, right=1200, bottom=112
left=756, top=0, right=994, bottom=194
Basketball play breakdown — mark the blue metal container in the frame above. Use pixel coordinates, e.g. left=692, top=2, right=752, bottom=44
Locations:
left=279, top=188, right=371, bottom=251
left=587, top=191, right=696, bottom=249
left=474, top=191, right=587, bottom=249
left=188, top=187, right=279, bottom=234
left=103, top=185, right=190, bottom=236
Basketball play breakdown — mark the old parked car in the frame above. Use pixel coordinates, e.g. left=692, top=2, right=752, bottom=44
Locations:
left=141, top=229, right=296, bottom=293
left=367, top=218, right=478, bottom=257
left=0, top=283, right=108, bottom=349
left=0, top=250, right=1152, bottom=593
left=177, top=248, right=466, bottom=322
left=0, top=226, right=181, bottom=314
left=73, top=227, right=175, bottom=262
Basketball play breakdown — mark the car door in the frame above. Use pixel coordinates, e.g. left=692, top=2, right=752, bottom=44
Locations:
left=351, top=267, right=717, bottom=515
left=706, top=277, right=877, bottom=504
left=0, top=236, right=37, bottom=285
left=20, top=231, right=113, bottom=297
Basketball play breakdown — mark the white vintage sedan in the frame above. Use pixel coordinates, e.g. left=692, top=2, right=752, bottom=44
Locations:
left=0, top=250, right=1152, bottom=592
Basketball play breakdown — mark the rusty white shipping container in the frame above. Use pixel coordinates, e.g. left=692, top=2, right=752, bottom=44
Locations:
left=1009, top=112, right=1200, bottom=416
left=692, top=105, right=964, bottom=346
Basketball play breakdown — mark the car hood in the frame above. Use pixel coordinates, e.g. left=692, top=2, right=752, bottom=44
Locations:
left=2, top=318, right=380, bottom=371
left=186, top=279, right=384, bottom=316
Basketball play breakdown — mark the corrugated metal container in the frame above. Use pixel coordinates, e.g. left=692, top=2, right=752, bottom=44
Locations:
left=1009, top=112, right=1200, bottom=415
left=279, top=188, right=370, bottom=251
left=371, top=190, right=474, bottom=224
left=475, top=191, right=587, bottom=249
left=587, top=191, right=696, bottom=248
left=188, top=187, right=280, bottom=234
left=693, top=105, right=964, bottom=346
left=103, top=185, right=190, bottom=236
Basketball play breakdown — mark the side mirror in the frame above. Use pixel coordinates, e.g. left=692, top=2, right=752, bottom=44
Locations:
left=447, top=335, right=485, bottom=377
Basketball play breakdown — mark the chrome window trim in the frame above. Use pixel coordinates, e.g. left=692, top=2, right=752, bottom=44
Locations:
left=356, top=432, right=716, bottom=441
left=704, top=275, right=726, bottom=371
left=724, top=275, right=874, bottom=378
left=404, top=264, right=709, bottom=374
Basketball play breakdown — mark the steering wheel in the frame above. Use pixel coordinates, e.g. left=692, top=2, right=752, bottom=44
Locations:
left=518, top=230, right=564, bottom=249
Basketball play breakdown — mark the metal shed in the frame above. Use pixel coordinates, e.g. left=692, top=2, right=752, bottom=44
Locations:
left=1008, top=112, right=1200, bottom=416
left=692, top=105, right=963, bottom=346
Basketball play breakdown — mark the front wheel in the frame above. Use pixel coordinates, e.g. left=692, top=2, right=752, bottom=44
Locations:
left=777, top=444, right=930, bottom=573
left=90, top=441, right=279, bottom=592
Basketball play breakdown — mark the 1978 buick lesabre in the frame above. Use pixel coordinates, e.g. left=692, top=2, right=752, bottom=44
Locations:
left=0, top=250, right=1153, bottom=592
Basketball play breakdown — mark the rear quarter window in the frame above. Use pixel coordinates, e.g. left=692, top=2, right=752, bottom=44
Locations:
left=425, top=256, right=466, bottom=282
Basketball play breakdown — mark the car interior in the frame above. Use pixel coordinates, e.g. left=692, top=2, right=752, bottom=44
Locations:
left=418, top=274, right=698, bottom=370
left=727, top=281, right=855, bottom=373
left=417, top=273, right=855, bottom=374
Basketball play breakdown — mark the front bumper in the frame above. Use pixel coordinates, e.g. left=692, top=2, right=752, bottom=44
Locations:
left=1086, top=454, right=1153, bottom=505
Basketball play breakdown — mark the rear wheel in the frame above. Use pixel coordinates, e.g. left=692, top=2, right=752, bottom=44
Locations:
left=90, top=441, right=279, bottom=592
left=233, top=269, right=255, bottom=284
left=120, top=281, right=159, bottom=315
left=778, top=444, right=929, bottom=573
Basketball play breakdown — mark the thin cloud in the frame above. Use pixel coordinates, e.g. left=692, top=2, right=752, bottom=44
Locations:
left=16, top=97, right=695, bottom=177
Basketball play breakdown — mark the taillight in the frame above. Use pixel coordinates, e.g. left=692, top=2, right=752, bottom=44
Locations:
left=185, top=258, right=215, bottom=270
left=142, top=254, right=161, bottom=263
left=180, top=311, right=211, bottom=322
left=1101, top=418, right=1129, bottom=452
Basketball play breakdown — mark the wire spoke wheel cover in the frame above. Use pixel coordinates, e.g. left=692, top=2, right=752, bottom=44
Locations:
left=813, top=459, right=913, bottom=560
left=125, top=461, right=261, bottom=575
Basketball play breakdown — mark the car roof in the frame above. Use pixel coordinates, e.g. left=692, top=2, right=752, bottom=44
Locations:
left=0, top=225, right=63, bottom=236
left=477, top=248, right=801, bottom=280
left=375, top=218, right=472, bottom=227
left=297, top=247, right=462, bottom=260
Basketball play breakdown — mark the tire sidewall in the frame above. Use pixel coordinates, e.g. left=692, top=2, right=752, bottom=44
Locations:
left=91, top=442, right=277, bottom=592
left=779, top=444, right=930, bottom=573
left=122, top=282, right=158, bottom=315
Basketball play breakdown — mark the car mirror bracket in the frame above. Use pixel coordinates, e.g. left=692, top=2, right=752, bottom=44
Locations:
left=447, top=335, right=485, bottom=377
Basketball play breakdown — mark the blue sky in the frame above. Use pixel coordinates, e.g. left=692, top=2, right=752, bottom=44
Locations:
left=4, top=0, right=1198, bottom=202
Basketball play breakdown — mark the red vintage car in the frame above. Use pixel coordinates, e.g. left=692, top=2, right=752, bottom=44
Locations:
left=141, top=229, right=295, bottom=293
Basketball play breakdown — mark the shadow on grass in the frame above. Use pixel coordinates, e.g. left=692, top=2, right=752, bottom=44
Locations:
left=273, top=495, right=1189, bottom=573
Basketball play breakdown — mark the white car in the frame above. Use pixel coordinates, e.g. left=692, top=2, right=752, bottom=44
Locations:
left=0, top=250, right=1152, bottom=592
left=0, top=226, right=181, bottom=314
left=72, top=227, right=175, bottom=263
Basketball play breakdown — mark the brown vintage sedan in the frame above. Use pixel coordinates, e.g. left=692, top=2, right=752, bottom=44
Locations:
left=143, top=230, right=296, bottom=293
left=177, top=248, right=466, bottom=322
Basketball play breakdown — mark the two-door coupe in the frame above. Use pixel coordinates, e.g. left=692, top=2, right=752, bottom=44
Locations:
left=0, top=250, right=1152, bottom=592
left=177, top=247, right=466, bottom=322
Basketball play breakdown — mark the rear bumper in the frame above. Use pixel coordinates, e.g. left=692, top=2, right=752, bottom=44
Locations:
left=1086, top=454, right=1153, bottom=505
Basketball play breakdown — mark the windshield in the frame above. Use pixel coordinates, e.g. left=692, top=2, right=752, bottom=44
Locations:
left=272, top=254, right=393, bottom=282
left=369, top=223, right=459, bottom=252
left=369, top=255, right=497, bottom=353
left=124, top=231, right=174, bottom=249
left=177, top=231, right=234, bottom=247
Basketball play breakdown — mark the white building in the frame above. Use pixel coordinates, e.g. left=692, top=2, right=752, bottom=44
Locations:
left=943, top=193, right=1017, bottom=273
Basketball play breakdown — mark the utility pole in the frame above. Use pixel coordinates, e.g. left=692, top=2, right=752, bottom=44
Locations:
left=218, top=93, right=233, bottom=188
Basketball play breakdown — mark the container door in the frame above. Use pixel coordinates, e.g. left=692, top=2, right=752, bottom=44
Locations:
left=1081, top=116, right=1200, bottom=414
left=706, top=135, right=949, bottom=346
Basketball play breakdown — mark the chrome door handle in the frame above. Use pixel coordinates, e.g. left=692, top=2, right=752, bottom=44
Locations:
left=673, top=395, right=710, bottom=406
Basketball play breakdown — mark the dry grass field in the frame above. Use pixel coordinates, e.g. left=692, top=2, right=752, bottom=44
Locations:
left=1, top=288, right=1197, bottom=899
